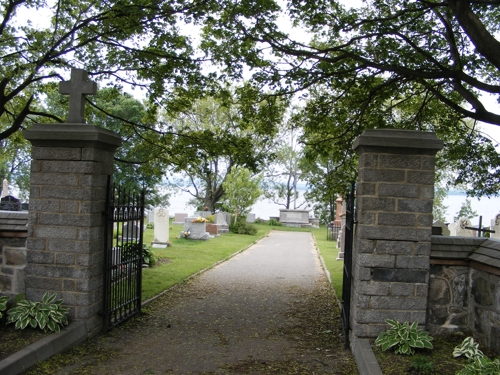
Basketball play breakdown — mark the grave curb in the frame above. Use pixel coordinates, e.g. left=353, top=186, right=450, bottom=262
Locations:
left=312, top=233, right=383, bottom=375
left=0, top=320, right=87, bottom=375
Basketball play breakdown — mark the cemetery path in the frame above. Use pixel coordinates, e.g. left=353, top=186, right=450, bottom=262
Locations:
left=40, top=231, right=357, bottom=375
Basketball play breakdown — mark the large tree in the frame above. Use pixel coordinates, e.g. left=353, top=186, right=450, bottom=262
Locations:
left=0, top=0, right=216, bottom=141
left=164, top=90, right=285, bottom=211
left=200, top=0, right=500, bottom=196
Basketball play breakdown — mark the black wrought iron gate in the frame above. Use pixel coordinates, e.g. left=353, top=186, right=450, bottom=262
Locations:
left=103, top=179, right=145, bottom=330
left=341, top=182, right=355, bottom=348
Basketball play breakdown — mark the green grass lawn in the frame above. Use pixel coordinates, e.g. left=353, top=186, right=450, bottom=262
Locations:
left=141, top=221, right=344, bottom=301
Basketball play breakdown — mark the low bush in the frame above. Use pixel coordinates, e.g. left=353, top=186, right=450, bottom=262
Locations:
left=375, top=319, right=434, bottom=355
left=0, top=296, right=9, bottom=318
left=6, top=292, right=69, bottom=333
left=268, top=218, right=282, bottom=226
left=229, top=221, right=258, bottom=235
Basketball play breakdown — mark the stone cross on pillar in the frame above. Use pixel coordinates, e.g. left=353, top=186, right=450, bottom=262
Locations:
left=59, top=69, right=97, bottom=123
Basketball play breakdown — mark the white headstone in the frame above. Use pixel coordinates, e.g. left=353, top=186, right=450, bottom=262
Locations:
left=214, top=212, right=227, bottom=225
left=153, top=207, right=169, bottom=244
left=1, top=179, right=8, bottom=198
left=490, top=213, right=500, bottom=239
left=246, top=213, right=256, bottom=223
left=448, top=217, right=473, bottom=237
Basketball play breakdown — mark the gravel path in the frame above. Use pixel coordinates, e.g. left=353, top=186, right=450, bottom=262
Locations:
left=28, top=231, right=357, bottom=375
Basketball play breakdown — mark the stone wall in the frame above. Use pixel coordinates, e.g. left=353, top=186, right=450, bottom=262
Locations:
left=428, top=236, right=500, bottom=354
left=0, top=211, right=29, bottom=299
left=0, top=237, right=27, bottom=299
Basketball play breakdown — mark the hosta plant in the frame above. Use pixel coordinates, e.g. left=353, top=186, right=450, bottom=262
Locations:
left=456, top=356, right=500, bottom=375
left=7, top=292, right=69, bottom=333
left=453, top=337, right=484, bottom=360
left=375, top=319, right=434, bottom=355
left=0, top=296, right=9, bottom=318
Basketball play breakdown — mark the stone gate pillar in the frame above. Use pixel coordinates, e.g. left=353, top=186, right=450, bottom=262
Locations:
left=350, top=129, right=443, bottom=341
left=24, top=69, right=121, bottom=335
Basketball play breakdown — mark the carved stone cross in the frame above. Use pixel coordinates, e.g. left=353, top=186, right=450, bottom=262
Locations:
left=59, top=69, right=97, bottom=123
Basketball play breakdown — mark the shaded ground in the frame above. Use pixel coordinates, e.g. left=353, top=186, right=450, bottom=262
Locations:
left=0, top=323, right=50, bottom=361
left=23, top=232, right=358, bottom=375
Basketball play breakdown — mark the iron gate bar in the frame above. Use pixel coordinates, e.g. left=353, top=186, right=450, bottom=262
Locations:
left=341, top=182, right=355, bottom=349
left=103, top=177, right=145, bottom=331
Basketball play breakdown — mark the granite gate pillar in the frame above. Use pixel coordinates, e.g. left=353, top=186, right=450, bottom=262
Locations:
left=350, top=129, right=443, bottom=342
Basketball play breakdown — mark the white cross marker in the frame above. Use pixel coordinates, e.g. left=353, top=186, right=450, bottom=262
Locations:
left=59, top=69, right=97, bottom=123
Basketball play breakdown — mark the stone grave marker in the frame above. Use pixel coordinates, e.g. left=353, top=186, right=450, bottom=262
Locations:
left=309, top=218, right=320, bottom=228
left=433, top=220, right=451, bottom=236
left=152, top=207, right=169, bottom=247
left=246, top=213, right=256, bottom=223
left=490, top=213, right=500, bottom=239
left=193, top=211, right=212, bottom=218
left=279, top=209, right=311, bottom=227
left=173, top=212, right=188, bottom=225
left=1, top=178, right=9, bottom=198
left=122, top=221, right=140, bottom=241
left=448, top=217, right=473, bottom=237
left=180, top=217, right=210, bottom=240
left=214, top=212, right=229, bottom=234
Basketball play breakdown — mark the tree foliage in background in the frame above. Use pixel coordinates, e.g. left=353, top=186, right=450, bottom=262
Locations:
left=453, top=198, right=478, bottom=222
left=200, top=0, right=500, bottom=197
left=222, top=166, right=262, bottom=224
left=165, top=90, right=285, bottom=212
left=0, top=0, right=217, bottom=141
left=262, top=127, right=308, bottom=210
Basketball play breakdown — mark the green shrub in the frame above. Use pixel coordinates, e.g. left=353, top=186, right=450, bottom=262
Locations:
left=229, top=221, right=258, bottom=235
left=146, top=222, right=154, bottom=229
left=453, top=337, right=484, bottom=360
left=0, top=296, right=9, bottom=318
left=375, top=319, right=434, bottom=355
left=411, top=355, right=433, bottom=374
left=142, top=244, right=157, bottom=267
left=7, top=292, right=69, bottom=333
left=454, top=337, right=500, bottom=375
left=207, top=214, right=215, bottom=223
left=457, top=356, right=500, bottom=375
left=268, top=218, right=282, bottom=226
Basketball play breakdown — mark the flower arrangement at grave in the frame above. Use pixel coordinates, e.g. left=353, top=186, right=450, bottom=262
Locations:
left=183, top=231, right=190, bottom=237
left=191, top=217, right=209, bottom=223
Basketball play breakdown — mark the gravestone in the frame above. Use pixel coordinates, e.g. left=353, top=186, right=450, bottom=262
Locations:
left=206, top=223, right=219, bottom=236
left=309, top=218, right=320, bottom=228
left=432, top=220, right=450, bottom=236
left=214, top=212, right=229, bottom=234
left=180, top=217, right=209, bottom=240
left=279, top=209, right=311, bottom=227
left=147, top=209, right=154, bottom=224
left=193, top=211, right=212, bottom=218
left=490, top=213, right=500, bottom=239
left=449, top=217, right=473, bottom=237
left=246, top=213, right=256, bottom=223
left=173, top=212, right=188, bottom=225
left=0, top=195, right=22, bottom=211
left=152, top=207, right=169, bottom=247
left=1, top=179, right=9, bottom=198
left=122, top=222, right=140, bottom=241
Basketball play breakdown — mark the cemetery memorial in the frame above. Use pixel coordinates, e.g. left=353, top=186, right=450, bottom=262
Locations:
left=180, top=217, right=210, bottom=240
left=173, top=212, right=188, bottom=225
left=279, top=209, right=311, bottom=228
left=152, top=207, right=170, bottom=247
